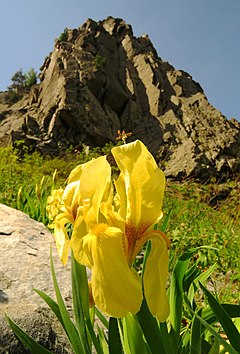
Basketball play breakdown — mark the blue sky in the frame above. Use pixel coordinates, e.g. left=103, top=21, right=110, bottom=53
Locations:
left=1, top=0, right=239, bottom=120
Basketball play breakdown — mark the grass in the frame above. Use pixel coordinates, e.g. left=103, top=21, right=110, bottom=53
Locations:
left=164, top=180, right=239, bottom=304
left=164, top=180, right=239, bottom=270
left=0, top=144, right=239, bottom=304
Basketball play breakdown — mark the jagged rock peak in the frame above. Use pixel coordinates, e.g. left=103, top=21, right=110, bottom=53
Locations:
left=86, top=16, right=134, bottom=38
left=66, top=16, right=134, bottom=42
left=0, top=17, right=239, bottom=180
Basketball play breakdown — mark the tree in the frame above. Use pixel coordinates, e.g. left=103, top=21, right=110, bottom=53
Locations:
left=24, top=68, right=37, bottom=87
left=7, top=68, right=26, bottom=94
left=57, top=27, right=68, bottom=43
left=6, top=68, right=38, bottom=103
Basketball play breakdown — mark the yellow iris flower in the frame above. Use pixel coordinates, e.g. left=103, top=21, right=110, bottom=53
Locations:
left=47, top=140, right=169, bottom=321
left=46, top=188, right=64, bottom=221
left=46, top=157, right=108, bottom=265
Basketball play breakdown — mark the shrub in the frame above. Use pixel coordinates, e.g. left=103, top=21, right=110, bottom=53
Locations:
left=93, top=53, right=107, bottom=70
left=24, top=68, right=37, bottom=87
left=57, top=27, right=68, bottom=43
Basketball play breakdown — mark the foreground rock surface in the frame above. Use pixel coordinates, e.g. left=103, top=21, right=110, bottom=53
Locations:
left=0, top=16, right=239, bottom=179
left=0, top=204, right=72, bottom=353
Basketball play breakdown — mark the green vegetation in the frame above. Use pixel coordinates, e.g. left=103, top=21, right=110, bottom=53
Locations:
left=93, top=53, right=107, bottom=70
left=24, top=67, right=37, bottom=87
left=0, top=143, right=115, bottom=222
left=57, top=27, right=68, bottom=43
left=7, top=245, right=240, bottom=354
left=164, top=181, right=239, bottom=304
left=7, top=69, right=26, bottom=93
left=6, top=68, right=37, bottom=102
left=0, top=144, right=239, bottom=305
left=2, top=143, right=239, bottom=353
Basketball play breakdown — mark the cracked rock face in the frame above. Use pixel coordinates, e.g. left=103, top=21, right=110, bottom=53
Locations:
left=0, top=204, right=72, bottom=353
left=0, top=16, right=239, bottom=179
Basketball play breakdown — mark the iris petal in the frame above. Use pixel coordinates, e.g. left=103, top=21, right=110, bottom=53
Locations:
left=100, top=202, right=125, bottom=233
left=80, top=156, right=112, bottom=227
left=54, top=215, right=71, bottom=265
left=112, top=140, right=165, bottom=229
left=62, top=182, right=80, bottom=215
left=143, top=236, right=169, bottom=322
left=68, top=163, right=84, bottom=183
left=70, top=215, right=90, bottom=268
left=81, top=226, right=143, bottom=318
left=68, top=158, right=96, bottom=183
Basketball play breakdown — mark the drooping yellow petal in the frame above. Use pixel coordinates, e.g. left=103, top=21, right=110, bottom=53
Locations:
left=54, top=214, right=71, bottom=265
left=80, top=156, right=112, bottom=227
left=70, top=214, right=90, bottom=268
left=143, top=235, right=169, bottom=322
left=80, top=225, right=143, bottom=318
left=112, top=140, right=165, bottom=229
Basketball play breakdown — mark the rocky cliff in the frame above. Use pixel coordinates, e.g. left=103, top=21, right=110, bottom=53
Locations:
left=0, top=17, right=239, bottom=179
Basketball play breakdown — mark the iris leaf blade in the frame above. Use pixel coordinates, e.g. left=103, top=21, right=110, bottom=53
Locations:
left=190, top=310, right=202, bottom=354
left=33, top=288, right=65, bottom=330
left=50, top=250, right=84, bottom=353
left=108, top=317, right=123, bottom=354
left=184, top=294, right=239, bottom=354
left=199, top=282, right=240, bottom=352
left=71, top=254, right=92, bottom=353
left=122, top=314, right=151, bottom=354
left=137, top=298, right=167, bottom=354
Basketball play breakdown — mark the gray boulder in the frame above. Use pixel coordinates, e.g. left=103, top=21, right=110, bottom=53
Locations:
left=0, top=204, right=72, bottom=353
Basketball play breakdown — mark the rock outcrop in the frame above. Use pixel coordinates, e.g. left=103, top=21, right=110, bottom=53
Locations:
left=0, top=204, right=72, bottom=353
left=0, top=16, right=239, bottom=179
